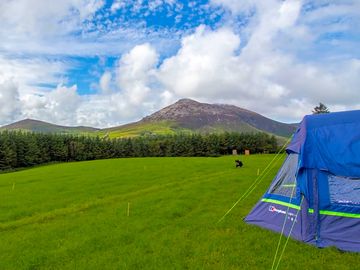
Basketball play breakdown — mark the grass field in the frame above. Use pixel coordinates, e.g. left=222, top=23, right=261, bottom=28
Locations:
left=0, top=155, right=359, bottom=269
left=100, top=121, right=192, bottom=138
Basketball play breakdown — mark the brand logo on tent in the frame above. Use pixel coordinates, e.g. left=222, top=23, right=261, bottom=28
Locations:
left=269, top=205, right=286, bottom=214
left=269, top=205, right=297, bottom=222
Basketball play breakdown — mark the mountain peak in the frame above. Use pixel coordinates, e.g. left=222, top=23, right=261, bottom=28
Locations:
left=1, top=118, right=51, bottom=129
left=175, top=98, right=200, bottom=104
left=16, top=118, right=47, bottom=124
left=141, top=99, right=297, bottom=136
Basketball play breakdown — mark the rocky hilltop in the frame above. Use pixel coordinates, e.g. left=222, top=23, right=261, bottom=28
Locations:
left=142, top=99, right=296, bottom=137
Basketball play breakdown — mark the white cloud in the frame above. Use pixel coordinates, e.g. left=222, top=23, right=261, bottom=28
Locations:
left=0, top=80, right=20, bottom=123
left=239, top=0, right=302, bottom=58
left=0, top=0, right=143, bottom=58
left=0, top=55, right=80, bottom=126
left=0, top=0, right=104, bottom=39
left=0, top=56, right=66, bottom=90
left=154, top=0, right=360, bottom=122
left=44, top=85, right=81, bottom=123
left=0, top=43, right=162, bottom=128
left=210, top=0, right=256, bottom=14
left=6, top=21, right=359, bottom=126
left=158, top=26, right=242, bottom=99
left=0, top=56, right=72, bottom=125
left=0, top=0, right=359, bottom=127
left=99, top=71, right=112, bottom=94
left=302, top=1, right=360, bottom=24
left=0, top=0, right=186, bottom=58
left=111, top=0, right=126, bottom=13
left=70, top=43, right=162, bottom=127
left=21, top=84, right=81, bottom=126
left=278, top=0, right=302, bottom=28
left=116, top=43, right=159, bottom=105
left=157, top=24, right=298, bottom=104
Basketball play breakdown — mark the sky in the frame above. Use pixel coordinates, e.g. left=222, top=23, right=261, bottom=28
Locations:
left=0, top=0, right=359, bottom=128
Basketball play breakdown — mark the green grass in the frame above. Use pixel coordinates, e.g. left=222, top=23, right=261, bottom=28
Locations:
left=0, top=155, right=359, bottom=269
left=99, top=121, right=192, bottom=138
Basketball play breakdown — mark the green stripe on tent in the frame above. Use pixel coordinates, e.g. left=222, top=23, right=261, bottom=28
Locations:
left=320, top=210, right=360, bottom=219
left=308, top=208, right=360, bottom=218
left=262, top=199, right=360, bottom=218
left=261, top=198, right=301, bottom=210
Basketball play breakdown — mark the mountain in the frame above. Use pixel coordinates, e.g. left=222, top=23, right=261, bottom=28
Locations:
left=105, top=99, right=297, bottom=138
left=1, top=99, right=297, bottom=138
left=0, top=119, right=99, bottom=134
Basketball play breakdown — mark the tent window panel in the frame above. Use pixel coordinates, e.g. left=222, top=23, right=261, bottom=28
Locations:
left=328, top=175, right=360, bottom=206
left=268, top=154, right=298, bottom=197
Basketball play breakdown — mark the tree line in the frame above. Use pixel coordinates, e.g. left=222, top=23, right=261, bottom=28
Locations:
left=0, top=131, right=278, bottom=170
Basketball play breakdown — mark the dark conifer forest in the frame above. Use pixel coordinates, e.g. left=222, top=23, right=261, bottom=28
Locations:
left=0, top=131, right=278, bottom=170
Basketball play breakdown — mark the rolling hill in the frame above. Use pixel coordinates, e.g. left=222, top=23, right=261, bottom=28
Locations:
left=105, top=99, right=297, bottom=138
left=0, top=119, right=99, bottom=134
left=1, top=99, right=297, bottom=138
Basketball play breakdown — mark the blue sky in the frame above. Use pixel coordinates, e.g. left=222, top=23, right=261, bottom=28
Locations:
left=0, top=0, right=359, bottom=127
left=48, top=0, right=227, bottom=95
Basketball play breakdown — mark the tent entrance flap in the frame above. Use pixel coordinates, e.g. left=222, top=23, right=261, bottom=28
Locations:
left=268, top=154, right=298, bottom=198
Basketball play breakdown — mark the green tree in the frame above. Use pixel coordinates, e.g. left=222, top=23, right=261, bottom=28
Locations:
left=0, top=132, right=17, bottom=169
left=312, top=103, right=330, bottom=114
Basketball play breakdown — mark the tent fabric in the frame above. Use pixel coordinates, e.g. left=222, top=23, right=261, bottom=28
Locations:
left=287, top=110, right=360, bottom=177
left=245, top=110, right=360, bottom=252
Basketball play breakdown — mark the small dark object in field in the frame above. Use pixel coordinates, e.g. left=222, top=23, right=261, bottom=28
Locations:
left=235, top=160, right=243, bottom=168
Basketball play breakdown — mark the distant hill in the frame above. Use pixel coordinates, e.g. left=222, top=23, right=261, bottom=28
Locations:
left=0, top=119, right=99, bottom=134
left=101, top=120, right=192, bottom=138
left=106, top=99, right=297, bottom=138
left=1, top=99, right=297, bottom=138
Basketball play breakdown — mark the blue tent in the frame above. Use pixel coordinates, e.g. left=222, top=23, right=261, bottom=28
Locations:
left=245, top=110, right=360, bottom=252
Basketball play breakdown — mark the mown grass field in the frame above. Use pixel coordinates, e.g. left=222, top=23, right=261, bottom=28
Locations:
left=100, top=121, right=192, bottom=138
left=0, top=155, right=359, bottom=269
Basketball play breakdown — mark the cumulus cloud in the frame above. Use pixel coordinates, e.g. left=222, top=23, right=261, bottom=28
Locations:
left=99, top=71, right=113, bottom=94
left=116, top=43, right=159, bottom=105
left=70, top=43, right=161, bottom=127
left=158, top=26, right=242, bottom=99
left=7, top=24, right=360, bottom=126
left=43, top=85, right=80, bottom=123
left=0, top=56, right=72, bottom=125
left=154, top=1, right=360, bottom=121
left=0, top=43, right=161, bottom=127
left=1, top=0, right=359, bottom=127
left=20, top=84, right=81, bottom=126
left=156, top=25, right=294, bottom=113
left=0, top=80, right=20, bottom=123
left=0, top=55, right=84, bottom=126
